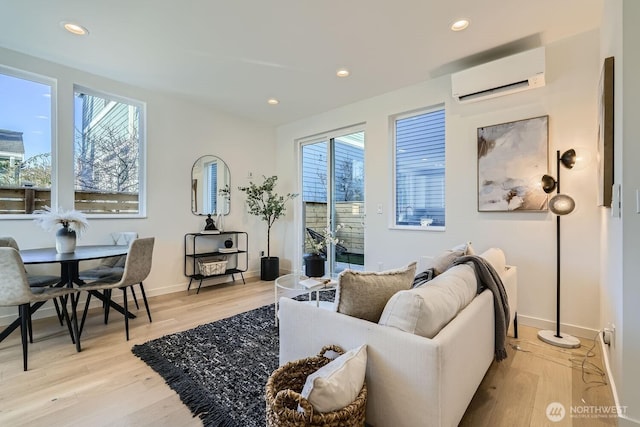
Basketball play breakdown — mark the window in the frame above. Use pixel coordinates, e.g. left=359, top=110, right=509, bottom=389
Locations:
left=74, top=86, right=145, bottom=215
left=393, top=107, right=445, bottom=228
left=0, top=67, right=54, bottom=215
left=207, top=161, right=218, bottom=214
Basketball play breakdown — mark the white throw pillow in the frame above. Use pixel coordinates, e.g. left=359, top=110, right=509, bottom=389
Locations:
left=299, top=345, right=367, bottom=413
left=422, top=242, right=473, bottom=275
left=478, top=247, right=506, bottom=277
left=379, top=264, right=478, bottom=338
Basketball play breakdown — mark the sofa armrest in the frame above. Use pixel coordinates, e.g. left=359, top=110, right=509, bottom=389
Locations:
left=278, top=297, right=442, bottom=427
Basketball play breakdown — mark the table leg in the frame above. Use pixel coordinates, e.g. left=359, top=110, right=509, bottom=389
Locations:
left=61, top=262, right=82, bottom=352
left=274, top=282, right=278, bottom=326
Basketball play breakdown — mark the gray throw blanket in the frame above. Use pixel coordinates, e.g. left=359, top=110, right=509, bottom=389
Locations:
left=448, top=255, right=510, bottom=361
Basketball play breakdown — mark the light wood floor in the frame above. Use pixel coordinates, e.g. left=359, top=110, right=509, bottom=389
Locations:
left=0, top=279, right=616, bottom=426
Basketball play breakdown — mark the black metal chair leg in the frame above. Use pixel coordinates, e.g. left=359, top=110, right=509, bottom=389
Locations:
left=123, top=287, right=129, bottom=341
left=19, top=304, right=29, bottom=371
left=79, top=292, right=93, bottom=337
left=104, top=290, right=111, bottom=324
left=68, top=293, right=81, bottom=352
left=139, top=283, right=152, bottom=323
left=130, top=286, right=140, bottom=310
left=52, top=298, right=64, bottom=326
left=514, top=312, right=519, bottom=339
left=28, top=308, right=33, bottom=344
left=60, top=295, right=75, bottom=344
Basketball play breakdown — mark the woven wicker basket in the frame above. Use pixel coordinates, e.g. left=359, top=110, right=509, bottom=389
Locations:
left=265, top=345, right=367, bottom=427
left=198, top=258, right=227, bottom=276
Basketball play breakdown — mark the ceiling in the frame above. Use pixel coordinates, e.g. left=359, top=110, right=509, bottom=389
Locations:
left=0, top=0, right=603, bottom=126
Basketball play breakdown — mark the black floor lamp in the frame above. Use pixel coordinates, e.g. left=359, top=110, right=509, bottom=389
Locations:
left=538, top=149, right=581, bottom=349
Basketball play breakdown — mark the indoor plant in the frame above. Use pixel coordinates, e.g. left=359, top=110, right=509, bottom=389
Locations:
left=304, top=224, right=346, bottom=277
left=238, top=176, right=297, bottom=280
left=33, top=206, right=89, bottom=253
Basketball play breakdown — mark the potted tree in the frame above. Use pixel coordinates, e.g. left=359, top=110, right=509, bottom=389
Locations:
left=238, top=176, right=297, bottom=280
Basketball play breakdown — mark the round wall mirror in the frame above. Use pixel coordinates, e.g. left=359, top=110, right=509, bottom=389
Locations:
left=191, top=155, right=230, bottom=216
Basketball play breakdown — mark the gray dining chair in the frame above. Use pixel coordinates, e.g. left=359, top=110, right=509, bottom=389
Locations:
left=0, top=236, right=65, bottom=334
left=79, top=237, right=154, bottom=340
left=79, top=232, right=143, bottom=319
left=0, top=247, right=79, bottom=371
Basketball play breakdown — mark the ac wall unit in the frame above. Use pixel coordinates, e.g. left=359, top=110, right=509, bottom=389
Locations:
left=451, top=47, right=545, bottom=103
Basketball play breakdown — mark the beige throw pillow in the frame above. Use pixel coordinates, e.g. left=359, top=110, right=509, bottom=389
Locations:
left=299, top=345, right=367, bottom=413
left=336, top=262, right=416, bottom=322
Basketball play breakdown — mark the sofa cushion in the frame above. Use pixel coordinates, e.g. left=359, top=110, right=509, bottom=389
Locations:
left=478, top=247, right=506, bottom=277
left=336, top=262, right=416, bottom=322
left=379, top=263, right=477, bottom=338
left=422, top=242, right=473, bottom=276
left=299, top=344, right=367, bottom=413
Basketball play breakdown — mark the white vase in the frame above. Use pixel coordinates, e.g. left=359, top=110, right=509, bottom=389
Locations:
left=56, top=227, right=77, bottom=254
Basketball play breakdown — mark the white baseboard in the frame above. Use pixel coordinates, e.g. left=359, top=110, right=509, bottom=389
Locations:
left=598, top=334, right=640, bottom=426
left=517, top=314, right=599, bottom=340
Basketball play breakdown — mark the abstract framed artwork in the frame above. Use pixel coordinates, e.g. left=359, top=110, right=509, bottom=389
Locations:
left=477, top=115, right=549, bottom=212
left=597, top=56, right=614, bottom=207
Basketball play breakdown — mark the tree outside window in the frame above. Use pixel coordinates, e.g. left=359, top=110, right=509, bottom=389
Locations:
left=74, top=87, right=144, bottom=214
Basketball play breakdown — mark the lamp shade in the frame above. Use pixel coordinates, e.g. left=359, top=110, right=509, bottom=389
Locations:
left=560, top=149, right=577, bottom=169
left=541, top=174, right=558, bottom=194
left=549, top=194, right=575, bottom=215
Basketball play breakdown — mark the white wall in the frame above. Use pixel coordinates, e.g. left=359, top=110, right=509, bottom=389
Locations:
left=601, top=1, right=640, bottom=424
left=276, top=30, right=602, bottom=336
left=0, top=47, right=278, bottom=324
left=599, top=0, right=626, bottom=419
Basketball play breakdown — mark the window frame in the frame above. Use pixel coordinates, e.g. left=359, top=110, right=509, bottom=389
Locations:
left=73, top=84, right=147, bottom=218
left=0, top=65, right=57, bottom=219
left=391, top=105, right=446, bottom=231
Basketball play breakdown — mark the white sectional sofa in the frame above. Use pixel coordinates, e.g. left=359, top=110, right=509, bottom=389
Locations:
left=278, top=249, right=517, bottom=427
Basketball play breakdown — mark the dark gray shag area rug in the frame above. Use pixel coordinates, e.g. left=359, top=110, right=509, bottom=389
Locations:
left=132, top=292, right=334, bottom=427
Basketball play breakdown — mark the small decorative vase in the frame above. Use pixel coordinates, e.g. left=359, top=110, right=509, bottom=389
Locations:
left=224, top=238, right=233, bottom=248
left=304, top=253, right=325, bottom=278
left=56, top=226, right=77, bottom=254
left=216, top=214, right=224, bottom=232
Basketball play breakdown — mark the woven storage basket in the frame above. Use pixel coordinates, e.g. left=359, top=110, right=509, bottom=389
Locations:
left=265, top=345, right=367, bottom=427
left=198, top=258, right=227, bottom=276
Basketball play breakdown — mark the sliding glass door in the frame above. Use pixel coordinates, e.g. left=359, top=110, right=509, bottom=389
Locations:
left=300, top=129, right=365, bottom=275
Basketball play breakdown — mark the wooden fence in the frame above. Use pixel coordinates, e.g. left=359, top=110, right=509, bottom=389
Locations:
left=304, top=201, right=364, bottom=255
left=0, top=186, right=139, bottom=214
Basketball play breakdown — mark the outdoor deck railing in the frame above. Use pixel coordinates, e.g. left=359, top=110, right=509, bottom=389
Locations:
left=0, top=186, right=139, bottom=214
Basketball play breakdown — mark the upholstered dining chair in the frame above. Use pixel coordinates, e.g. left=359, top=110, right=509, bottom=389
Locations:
left=78, top=232, right=142, bottom=318
left=0, top=236, right=65, bottom=333
left=78, top=237, right=154, bottom=341
left=0, top=247, right=79, bottom=371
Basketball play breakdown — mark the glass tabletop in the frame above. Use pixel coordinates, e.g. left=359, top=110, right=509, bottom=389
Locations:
left=275, top=273, right=338, bottom=291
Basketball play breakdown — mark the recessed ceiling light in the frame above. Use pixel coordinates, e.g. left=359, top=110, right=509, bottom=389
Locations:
left=450, top=19, right=470, bottom=32
left=61, top=21, right=89, bottom=36
left=336, top=68, right=350, bottom=78
left=267, top=98, right=279, bottom=105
